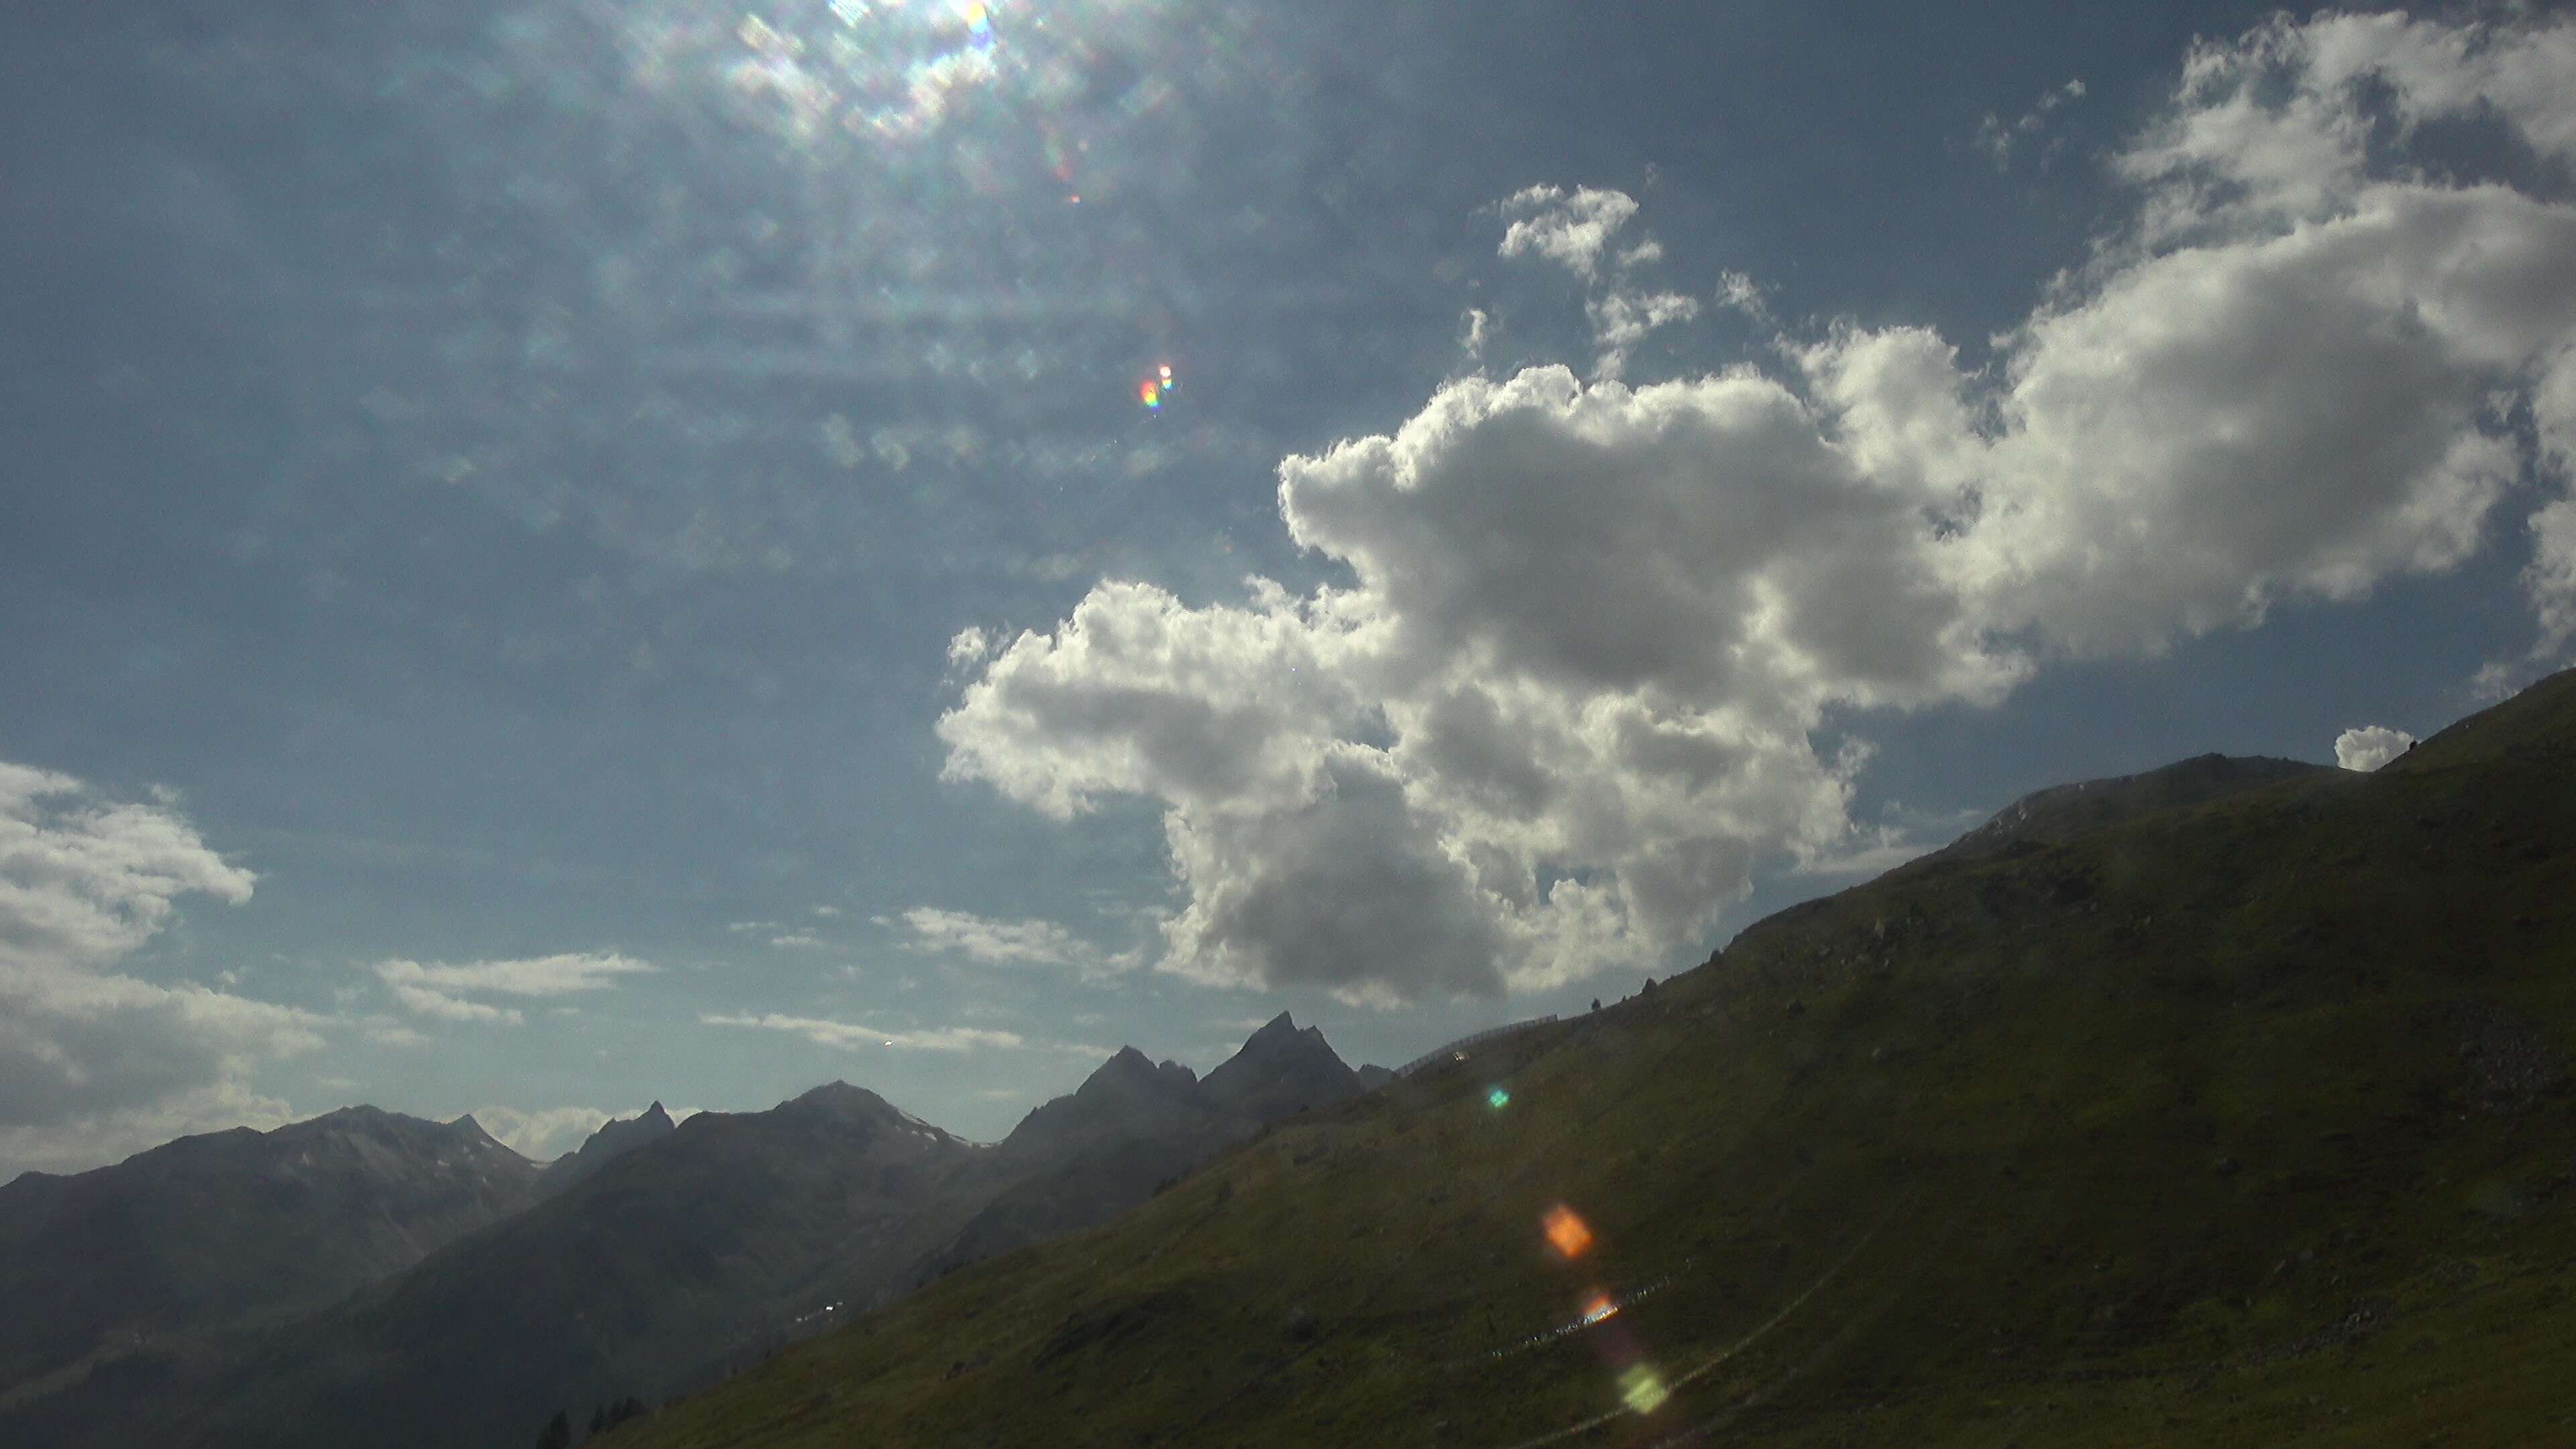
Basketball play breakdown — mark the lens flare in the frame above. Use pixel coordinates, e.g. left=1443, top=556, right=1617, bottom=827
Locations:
left=1487, top=1086, right=1510, bottom=1110
left=1543, top=1204, right=1593, bottom=1260
left=1619, top=1364, right=1670, bottom=1414
left=1138, top=379, right=1161, bottom=409
left=1579, top=1292, right=1617, bottom=1324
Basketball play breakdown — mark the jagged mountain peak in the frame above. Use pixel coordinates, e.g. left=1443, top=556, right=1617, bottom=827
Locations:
left=1240, top=1010, right=1301, bottom=1046
left=543, top=1100, right=682, bottom=1194
left=445, top=1113, right=503, bottom=1148
left=1200, top=1012, right=1359, bottom=1122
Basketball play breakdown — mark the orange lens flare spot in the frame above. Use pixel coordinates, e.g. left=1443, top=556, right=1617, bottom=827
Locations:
left=1580, top=1293, right=1617, bottom=1324
left=1542, top=1204, right=1593, bottom=1260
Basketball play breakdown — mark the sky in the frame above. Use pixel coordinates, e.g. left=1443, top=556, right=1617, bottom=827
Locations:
left=4, top=1, right=2574, bottom=1180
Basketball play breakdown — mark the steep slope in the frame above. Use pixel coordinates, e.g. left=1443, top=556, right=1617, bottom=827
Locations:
left=1934, top=752, right=2327, bottom=861
left=541, top=1102, right=679, bottom=1196
left=0, top=1106, right=541, bottom=1396
left=608, top=669, right=2576, bottom=1448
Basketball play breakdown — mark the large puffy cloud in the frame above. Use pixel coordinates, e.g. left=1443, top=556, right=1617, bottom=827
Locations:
left=941, top=11, right=2576, bottom=1004
left=2525, top=345, right=2576, bottom=659
left=2334, top=725, right=2415, bottom=772
left=0, top=762, right=321, bottom=1179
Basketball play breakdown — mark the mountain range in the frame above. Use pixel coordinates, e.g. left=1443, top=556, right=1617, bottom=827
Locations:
left=0, top=1014, right=1387, bottom=1447
left=13, top=670, right=2573, bottom=1446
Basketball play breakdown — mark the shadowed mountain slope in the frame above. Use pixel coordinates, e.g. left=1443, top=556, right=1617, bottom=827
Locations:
left=1933, top=752, right=2328, bottom=861
left=0, top=1107, right=540, bottom=1396
left=998, top=1049, right=1232, bottom=1167
left=1197, top=1010, right=1365, bottom=1122
left=605, top=669, right=2576, bottom=1448
left=928, top=1020, right=1370, bottom=1279
left=1, top=1020, right=1381, bottom=1448
left=541, top=1102, right=680, bottom=1196
left=7, top=1084, right=997, bottom=1449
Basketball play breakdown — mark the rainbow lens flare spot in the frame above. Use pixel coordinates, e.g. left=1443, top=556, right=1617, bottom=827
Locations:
left=1138, top=380, right=1161, bottom=409
left=1619, top=1365, right=1669, bottom=1414
left=1542, top=1204, right=1593, bottom=1260
left=1487, top=1087, right=1510, bottom=1110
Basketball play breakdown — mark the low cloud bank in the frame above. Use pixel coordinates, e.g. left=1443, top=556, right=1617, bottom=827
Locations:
left=0, top=761, right=319, bottom=1180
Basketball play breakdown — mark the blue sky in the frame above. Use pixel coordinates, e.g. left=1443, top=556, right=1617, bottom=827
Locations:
left=5, top=1, right=2573, bottom=1177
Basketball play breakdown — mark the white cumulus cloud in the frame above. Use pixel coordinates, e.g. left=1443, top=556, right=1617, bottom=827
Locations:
left=1497, top=184, right=1640, bottom=278
left=938, top=11, right=2576, bottom=1006
left=2334, top=724, right=2416, bottom=771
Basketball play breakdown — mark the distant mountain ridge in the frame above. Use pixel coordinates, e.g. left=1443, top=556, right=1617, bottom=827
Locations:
left=935, top=1013, right=1371, bottom=1275
left=540, top=1102, right=678, bottom=1195
left=1197, top=1010, right=1364, bottom=1122
left=0, top=1106, right=541, bottom=1393
left=1, top=1015, right=1389, bottom=1448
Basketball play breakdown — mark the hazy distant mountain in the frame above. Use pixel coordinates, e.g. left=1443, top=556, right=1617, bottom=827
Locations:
left=3, top=1020, right=1381, bottom=1448
left=998, top=1048, right=1232, bottom=1165
left=5, top=1083, right=998, bottom=1449
left=538, top=1102, right=677, bottom=1195
left=0, top=1107, right=541, bottom=1394
left=925, top=1015, right=1370, bottom=1278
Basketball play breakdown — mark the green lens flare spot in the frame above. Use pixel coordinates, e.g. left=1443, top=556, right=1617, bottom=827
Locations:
left=1620, top=1365, right=1669, bottom=1414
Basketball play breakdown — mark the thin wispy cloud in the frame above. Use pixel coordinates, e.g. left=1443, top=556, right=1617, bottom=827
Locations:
left=1978, top=76, right=2086, bottom=167
left=702, top=1012, right=1026, bottom=1055
left=373, top=953, right=655, bottom=1026
left=896, top=906, right=1136, bottom=981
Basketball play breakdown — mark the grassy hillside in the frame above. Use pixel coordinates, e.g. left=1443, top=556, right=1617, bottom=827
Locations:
left=610, top=670, right=2576, bottom=1448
